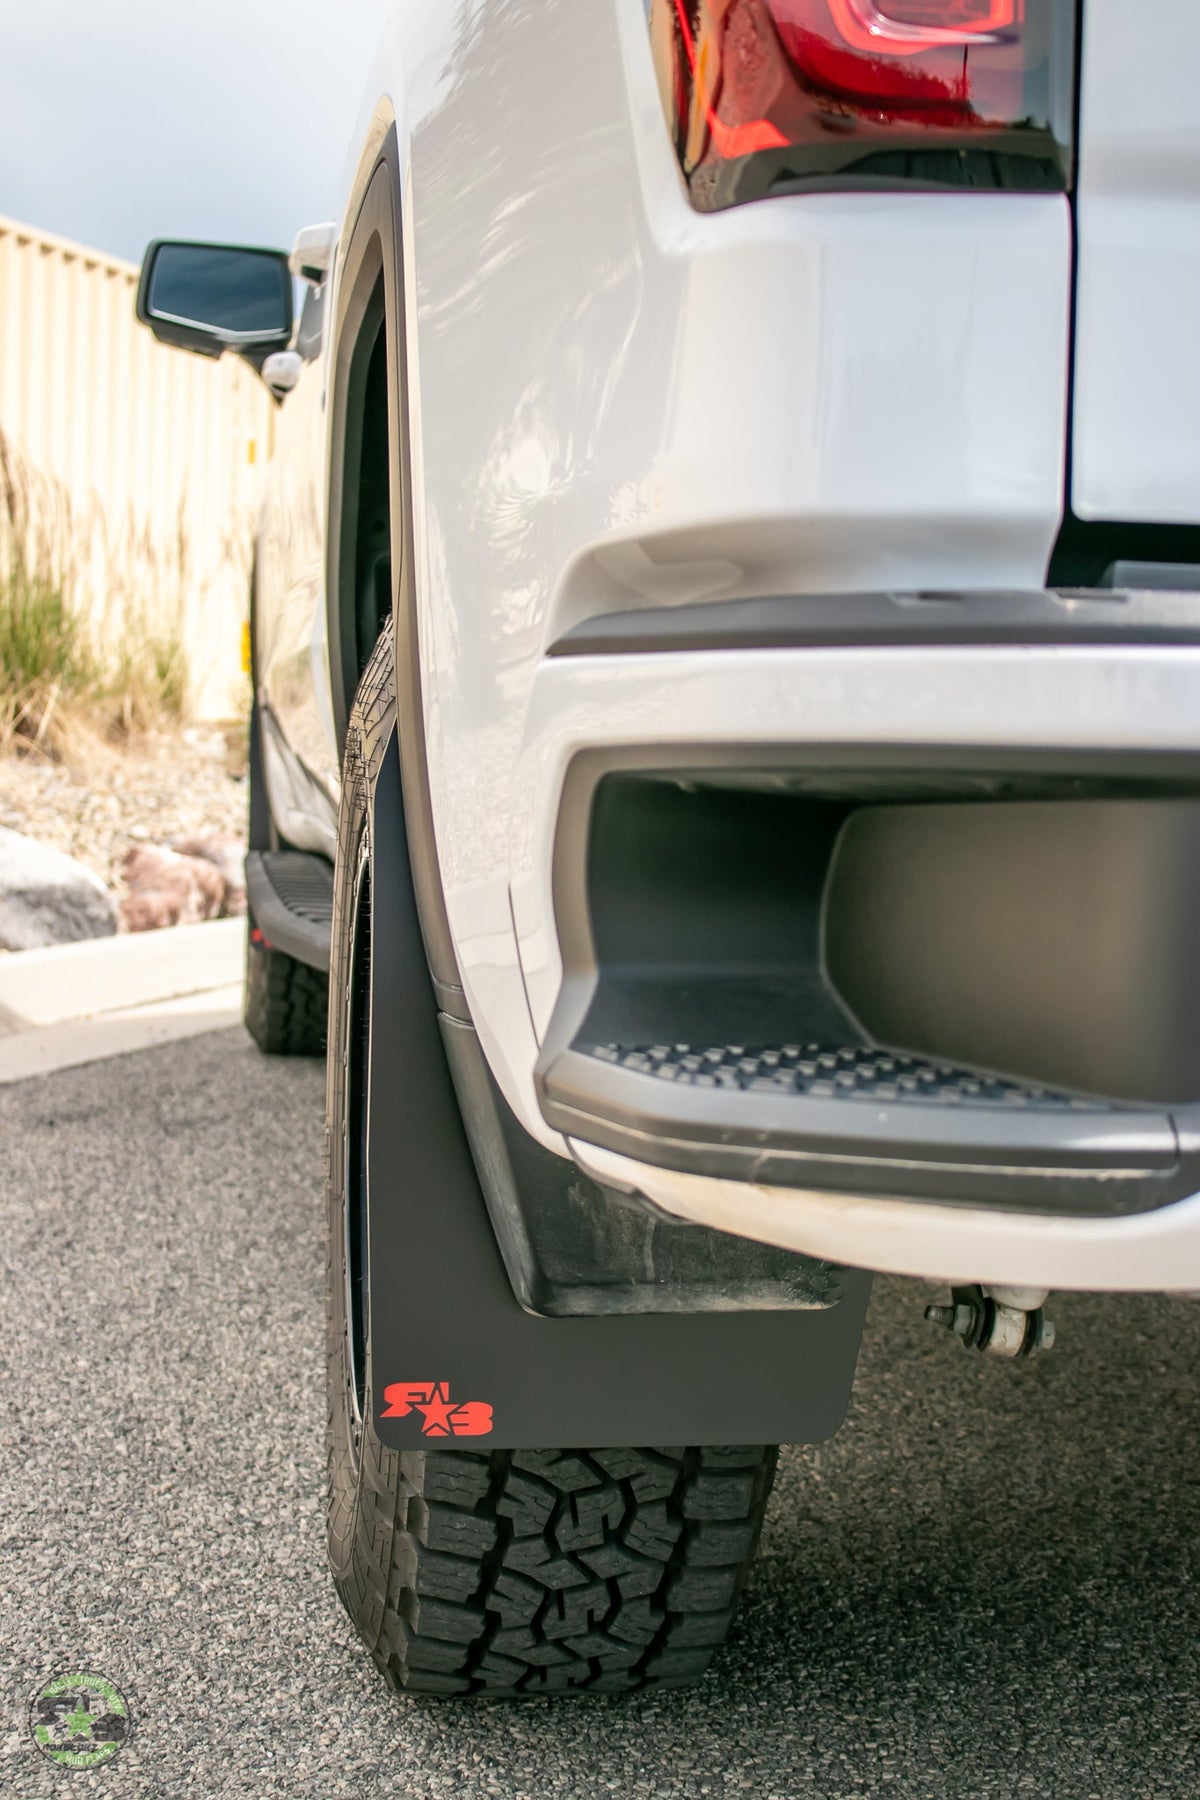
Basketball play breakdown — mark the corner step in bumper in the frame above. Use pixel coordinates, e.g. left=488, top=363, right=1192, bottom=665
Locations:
left=245, top=850, right=334, bottom=973
left=538, top=1040, right=1200, bottom=1220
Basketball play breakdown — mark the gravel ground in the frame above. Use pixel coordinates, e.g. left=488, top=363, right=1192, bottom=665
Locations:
left=1, top=1029, right=1198, bottom=1798
left=0, top=731, right=248, bottom=899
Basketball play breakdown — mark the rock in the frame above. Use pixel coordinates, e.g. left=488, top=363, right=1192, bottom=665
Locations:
left=0, top=738, right=249, bottom=898
left=0, top=826, right=118, bottom=951
left=119, top=845, right=227, bottom=933
left=174, top=835, right=246, bottom=917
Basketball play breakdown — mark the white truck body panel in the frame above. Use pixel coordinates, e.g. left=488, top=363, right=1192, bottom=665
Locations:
left=382, top=1, right=1074, bottom=1131
left=1072, top=0, right=1200, bottom=523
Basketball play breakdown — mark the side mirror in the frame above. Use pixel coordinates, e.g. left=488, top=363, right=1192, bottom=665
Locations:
left=136, top=240, right=293, bottom=360
left=262, top=350, right=304, bottom=399
left=289, top=222, right=337, bottom=286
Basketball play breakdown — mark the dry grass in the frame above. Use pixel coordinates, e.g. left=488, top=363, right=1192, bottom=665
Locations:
left=0, top=429, right=191, bottom=759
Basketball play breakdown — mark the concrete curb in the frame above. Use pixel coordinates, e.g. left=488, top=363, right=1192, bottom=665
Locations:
left=0, top=985, right=245, bottom=1085
left=0, top=917, right=245, bottom=1030
left=0, top=919, right=248, bottom=1083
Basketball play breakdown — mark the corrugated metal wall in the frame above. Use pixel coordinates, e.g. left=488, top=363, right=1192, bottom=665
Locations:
left=0, top=214, right=277, bottom=719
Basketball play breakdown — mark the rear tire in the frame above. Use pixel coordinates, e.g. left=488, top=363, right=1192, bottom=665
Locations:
left=243, top=648, right=328, bottom=1056
left=326, top=627, right=778, bottom=1696
left=243, top=917, right=327, bottom=1057
left=335, top=1441, right=779, bottom=1696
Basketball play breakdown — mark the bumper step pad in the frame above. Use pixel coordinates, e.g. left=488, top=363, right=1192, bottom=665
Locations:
left=591, top=1041, right=1104, bottom=1111
left=539, top=1038, right=1200, bottom=1220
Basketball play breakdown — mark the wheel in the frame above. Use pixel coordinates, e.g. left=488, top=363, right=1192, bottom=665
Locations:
left=325, top=625, right=779, bottom=1696
left=243, top=627, right=328, bottom=1056
left=243, top=912, right=328, bottom=1057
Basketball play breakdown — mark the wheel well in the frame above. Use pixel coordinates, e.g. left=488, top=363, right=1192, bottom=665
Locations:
left=332, top=276, right=393, bottom=737
left=325, top=140, right=465, bottom=1003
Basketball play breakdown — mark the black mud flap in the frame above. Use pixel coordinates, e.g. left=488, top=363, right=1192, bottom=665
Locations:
left=365, top=733, right=870, bottom=1450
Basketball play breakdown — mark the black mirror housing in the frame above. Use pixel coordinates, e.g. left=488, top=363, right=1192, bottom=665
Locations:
left=136, top=240, right=293, bottom=360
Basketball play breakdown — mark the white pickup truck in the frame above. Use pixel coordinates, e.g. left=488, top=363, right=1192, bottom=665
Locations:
left=136, top=0, right=1200, bottom=1700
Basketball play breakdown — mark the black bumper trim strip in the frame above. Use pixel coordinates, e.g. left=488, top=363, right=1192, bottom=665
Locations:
left=548, top=587, right=1200, bottom=658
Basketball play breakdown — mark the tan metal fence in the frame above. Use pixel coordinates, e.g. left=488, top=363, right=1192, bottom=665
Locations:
left=0, top=214, right=276, bottom=720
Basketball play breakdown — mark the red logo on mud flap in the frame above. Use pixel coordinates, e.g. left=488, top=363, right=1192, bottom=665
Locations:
left=381, top=1381, right=493, bottom=1438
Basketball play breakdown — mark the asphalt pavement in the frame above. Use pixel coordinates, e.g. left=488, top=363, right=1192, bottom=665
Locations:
left=1, top=1028, right=1198, bottom=1799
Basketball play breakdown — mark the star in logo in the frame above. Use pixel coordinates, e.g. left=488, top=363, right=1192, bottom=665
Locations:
left=414, top=1384, right=457, bottom=1436
left=62, top=1702, right=96, bottom=1741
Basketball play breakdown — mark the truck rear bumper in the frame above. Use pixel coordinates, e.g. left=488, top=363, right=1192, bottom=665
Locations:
left=573, top=1139, right=1200, bottom=1295
left=510, top=587, right=1200, bottom=1290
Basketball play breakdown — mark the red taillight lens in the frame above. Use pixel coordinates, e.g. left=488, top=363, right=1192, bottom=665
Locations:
left=649, top=0, right=1074, bottom=211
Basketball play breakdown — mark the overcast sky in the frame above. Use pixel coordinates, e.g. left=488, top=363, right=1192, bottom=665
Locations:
left=1, top=1, right=387, bottom=265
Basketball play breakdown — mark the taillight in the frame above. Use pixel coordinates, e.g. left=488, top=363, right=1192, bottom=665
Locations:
left=648, top=0, right=1075, bottom=211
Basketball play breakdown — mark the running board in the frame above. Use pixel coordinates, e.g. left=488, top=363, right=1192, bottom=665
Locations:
left=245, top=850, right=334, bottom=972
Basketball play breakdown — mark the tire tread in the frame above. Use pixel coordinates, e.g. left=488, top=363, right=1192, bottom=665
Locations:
left=336, top=1442, right=778, bottom=1696
left=244, top=927, right=327, bottom=1057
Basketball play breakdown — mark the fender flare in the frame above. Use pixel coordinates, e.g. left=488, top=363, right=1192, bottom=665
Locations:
left=326, top=123, right=466, bottom=1018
